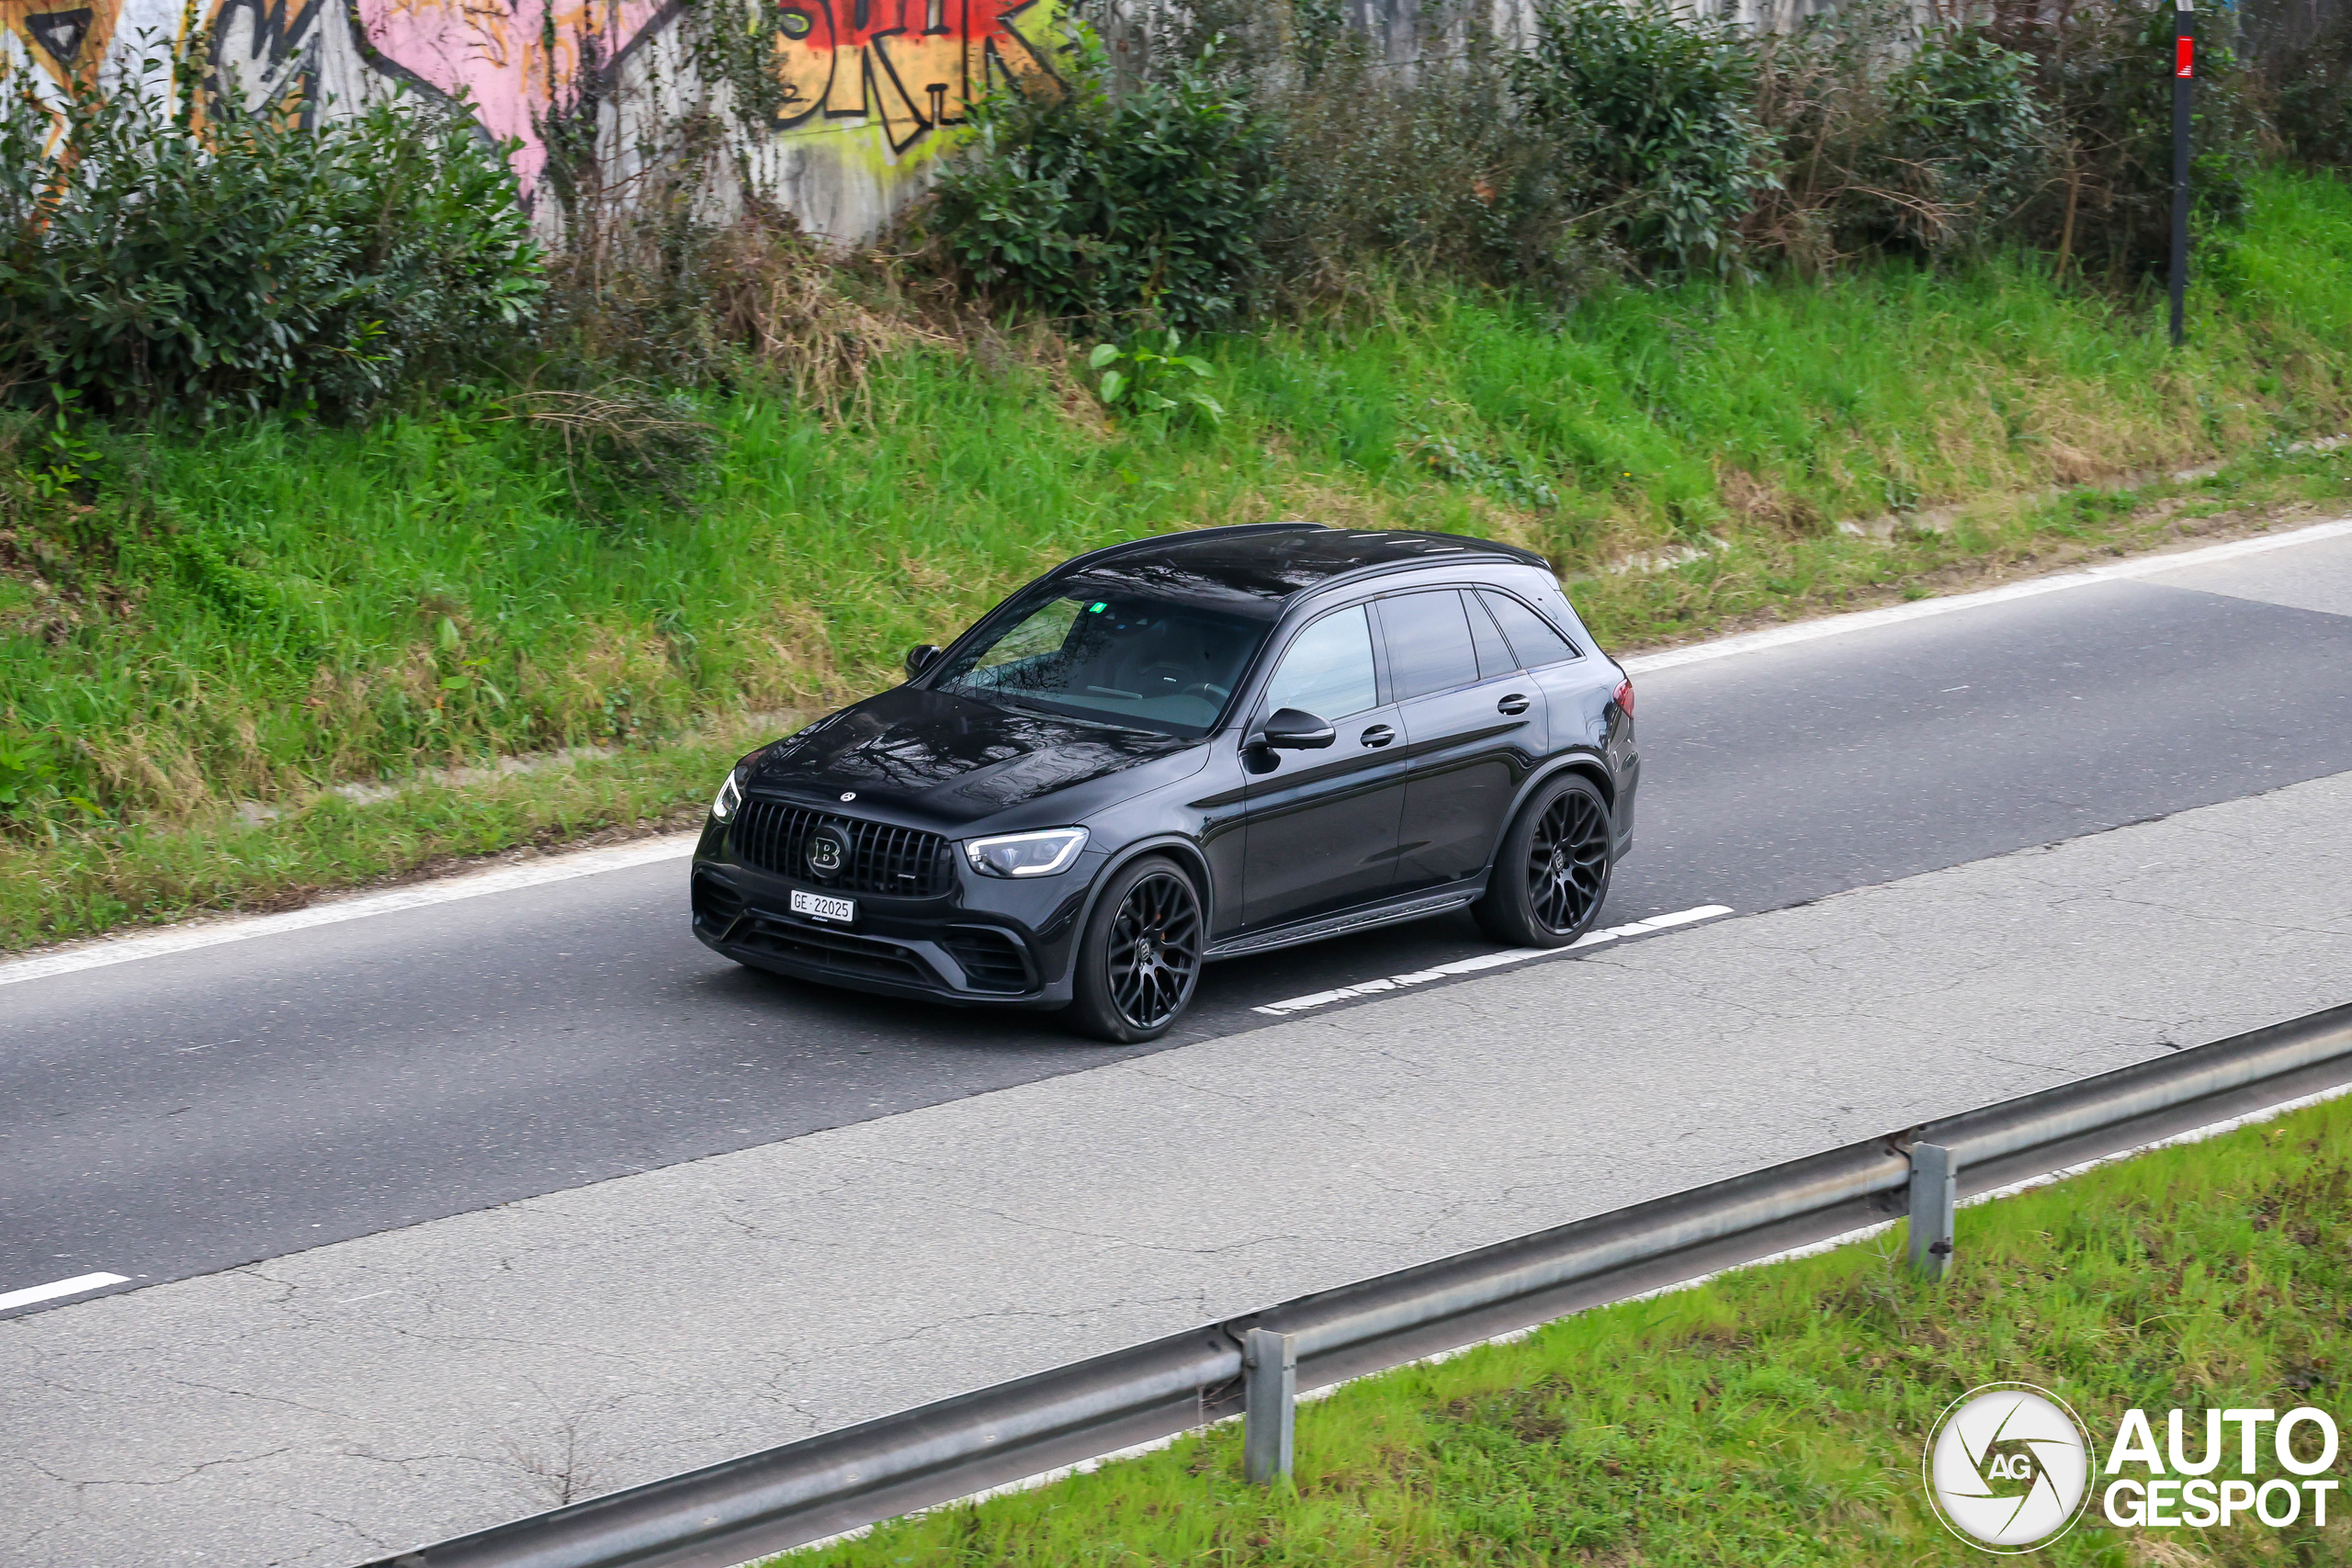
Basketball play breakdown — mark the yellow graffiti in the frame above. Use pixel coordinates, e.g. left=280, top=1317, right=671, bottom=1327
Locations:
left=0, top=0, right=120, bottom=92
left=772, top=0, right=1058, bottom=155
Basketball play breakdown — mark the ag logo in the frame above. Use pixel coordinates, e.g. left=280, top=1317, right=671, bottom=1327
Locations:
left=805, top=824, right=851, bottom=880
left=1925, top=1382, right=2094, bottom=1552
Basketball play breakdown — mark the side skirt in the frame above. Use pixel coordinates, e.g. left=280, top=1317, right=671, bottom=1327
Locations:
left=1204, top=882, right=1486, bottom=962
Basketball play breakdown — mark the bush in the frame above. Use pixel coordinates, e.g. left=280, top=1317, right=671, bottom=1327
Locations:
left=1511, top=0, right=1770, bottom=276
left=1253, top=30, right=1600, bottom=307
left=0, top=55, right=544, bottom=420
left=1996, top=0, right=2261, bottom=279
left=926, top=39, right=1277, bottom=332
left=2248, top=0, right=2352, bottom=168
left=1754, top=13, right=2050, bottom=265
left=1876, top=28, right=2052, bottom=248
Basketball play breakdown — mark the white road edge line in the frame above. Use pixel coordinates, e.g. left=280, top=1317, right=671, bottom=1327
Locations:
left=0, top=1271, right=130, bottom=1314
left=1619, top=514, right=2352, bottom=677
left=1251, top=903, right=1736, bottom=1016
left=7, top=514, right=2346, bottom=991
left=0, top=833, right=700, bottom=989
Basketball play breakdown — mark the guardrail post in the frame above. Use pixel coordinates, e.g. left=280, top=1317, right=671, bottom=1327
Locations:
left=1908, top=1142, right=1956, bottom=1280
left=1242, top=1327, right=1296, bottom=1484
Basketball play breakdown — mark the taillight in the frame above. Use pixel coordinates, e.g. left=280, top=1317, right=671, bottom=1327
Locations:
left=1612, top=678, right=1634, bottom=716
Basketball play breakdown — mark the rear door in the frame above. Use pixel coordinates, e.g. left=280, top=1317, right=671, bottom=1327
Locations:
left=1379, top=589, right=1545, bottom=896
left=1238, top=602, right=1409, bottom=930
left=1477, top=587, right=1589, bottom=739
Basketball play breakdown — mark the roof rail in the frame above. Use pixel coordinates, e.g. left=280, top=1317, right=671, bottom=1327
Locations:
left=1046, top=522, right=1331, bottom=581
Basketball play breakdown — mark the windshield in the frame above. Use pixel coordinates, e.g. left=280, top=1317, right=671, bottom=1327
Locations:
left=935, top=589, right=1271, bottom=736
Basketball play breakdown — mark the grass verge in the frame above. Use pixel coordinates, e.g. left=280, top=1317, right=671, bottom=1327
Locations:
left=0, top=731, right=755, bottom=949
left=784, top=1094, right=2352, bottom=1567
left=6, top=168, right=2352, bottom=950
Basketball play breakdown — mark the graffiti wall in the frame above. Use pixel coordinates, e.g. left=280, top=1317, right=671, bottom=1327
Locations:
left=0, top=0, right=1064, bottom=241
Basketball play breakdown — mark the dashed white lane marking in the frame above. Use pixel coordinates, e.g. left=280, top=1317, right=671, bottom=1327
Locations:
left=0, top=832, right=700, bottom=989
left=1620, top=515, right=2352, bottom=677
left=0, top=1271, right=130, bottom=1314
left=1251, top=904, right=1734, bottom=1017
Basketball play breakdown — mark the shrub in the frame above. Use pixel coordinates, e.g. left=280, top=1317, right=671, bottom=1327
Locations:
left=1995, top=0, right=2261, bottom=279
left=1876, top=28, right=2052, bottom=248
left=1511, top=0, right=1770, bottom=276
left=926, top=39, right=1278, bottom=333
left=2247, top=0, right=2352, bottom=169
left=1754, top=14, right=2050, bottom=265
left=0, top=51, right=544, bottom=420
left=1252, top=30, right=1600, bottom=307
left=1087, top=332, right=1222, bottom=428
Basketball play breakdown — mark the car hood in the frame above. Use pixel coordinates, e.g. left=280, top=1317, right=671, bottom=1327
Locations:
left=742, top=686, right=1205, bottom=829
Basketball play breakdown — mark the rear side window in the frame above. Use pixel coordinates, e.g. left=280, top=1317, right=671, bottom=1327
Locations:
left=1262, top=604, right=1379, bottom=720
left=1380, top=591, right=1481, bottom=700
left=1479, top=590, right=1579, bottom=669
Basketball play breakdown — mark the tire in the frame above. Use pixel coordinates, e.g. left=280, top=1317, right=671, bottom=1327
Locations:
left=1473, top=772, right=1614, bottom=948
left=1064, top=855, right=1204, bottom=1043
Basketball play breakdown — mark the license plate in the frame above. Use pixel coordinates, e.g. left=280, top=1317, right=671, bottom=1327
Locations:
left=791, top=889, right=856, bottom=923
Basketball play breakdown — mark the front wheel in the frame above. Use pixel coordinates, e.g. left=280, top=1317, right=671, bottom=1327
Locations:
left=1473, top=773, right=1613, bottom=948
left=1064, top=856, right=1204, bottom=1043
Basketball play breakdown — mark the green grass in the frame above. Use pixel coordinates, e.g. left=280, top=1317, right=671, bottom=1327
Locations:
left=0, top=731, right=758, bottom=944
left=6, top=167, right=2352, bottom=950
left=784, top=1096, right=2352, bottom=1567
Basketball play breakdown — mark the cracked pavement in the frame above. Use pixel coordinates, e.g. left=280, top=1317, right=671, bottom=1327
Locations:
left=5, top=767, right=2349, bottom=1567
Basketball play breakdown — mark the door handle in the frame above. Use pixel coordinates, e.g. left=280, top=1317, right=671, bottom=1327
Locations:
left=1498, top=694, right=1531, bottom=716
left=1360, top=724, right=1396, bottom=748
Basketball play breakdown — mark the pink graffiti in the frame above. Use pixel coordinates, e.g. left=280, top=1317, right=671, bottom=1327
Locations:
left=355, top=0, right=670, bottom=191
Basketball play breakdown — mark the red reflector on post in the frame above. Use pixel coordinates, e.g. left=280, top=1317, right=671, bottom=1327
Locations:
left=2177, top=37, right=2193, bottom=77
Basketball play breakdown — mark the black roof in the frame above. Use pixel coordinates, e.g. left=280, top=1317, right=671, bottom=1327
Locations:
left=1050, top=525, right=1549, bottom=615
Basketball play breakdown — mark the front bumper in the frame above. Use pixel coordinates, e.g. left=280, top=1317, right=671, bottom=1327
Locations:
left=690, top=818, right=1099, bottom=1010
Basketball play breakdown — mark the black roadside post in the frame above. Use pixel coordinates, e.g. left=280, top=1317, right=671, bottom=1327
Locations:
left=2170, top=0, right=2194, bottom=346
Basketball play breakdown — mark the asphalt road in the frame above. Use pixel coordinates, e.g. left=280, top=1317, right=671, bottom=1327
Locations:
left=7, top=528, right=2352, bottom=1307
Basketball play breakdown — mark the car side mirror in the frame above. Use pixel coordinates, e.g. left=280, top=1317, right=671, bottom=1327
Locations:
left=905, top=644, right=942, bottom=679
left=1252, top=707, right=1337, bottom=750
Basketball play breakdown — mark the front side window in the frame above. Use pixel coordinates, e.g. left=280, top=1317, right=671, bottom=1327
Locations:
left=1261, top=604, right=1379, bottom=720
left=935, top=590, right=1267, bottom=736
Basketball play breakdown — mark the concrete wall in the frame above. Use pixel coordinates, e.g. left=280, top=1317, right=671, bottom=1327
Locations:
left=4, top=0, right=1864, bottom=247
left=1, top=0, right=1069, bottom=244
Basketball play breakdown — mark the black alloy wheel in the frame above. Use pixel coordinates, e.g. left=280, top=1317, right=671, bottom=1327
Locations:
left=1067, top=856, right=1204, bottom=1042
left=1473, top=773, right=1614, bottom=948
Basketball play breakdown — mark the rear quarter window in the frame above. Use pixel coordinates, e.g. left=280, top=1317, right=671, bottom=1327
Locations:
left=1479, top=590, right=1580, bottom=669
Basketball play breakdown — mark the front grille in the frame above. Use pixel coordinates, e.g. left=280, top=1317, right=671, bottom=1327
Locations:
left=731, top=797, right=954, bottom=897
left=732, top=913, right=939, bottom=987
left=942, top=926, right=1034, bottom=993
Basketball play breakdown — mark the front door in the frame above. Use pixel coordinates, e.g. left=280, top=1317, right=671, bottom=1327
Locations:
left=1239, top=603, right=1408, bottom=930
left=1379, top=589, right=1545, bottom=896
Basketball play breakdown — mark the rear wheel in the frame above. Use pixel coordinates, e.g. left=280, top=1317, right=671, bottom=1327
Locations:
left=1473, top=773, right=1613, bottom=948
left=1064, top=856, right=1204, bottom=1043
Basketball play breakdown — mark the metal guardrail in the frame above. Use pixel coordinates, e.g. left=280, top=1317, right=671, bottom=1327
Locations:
left=369, top=1001, right=2352, bottom=1568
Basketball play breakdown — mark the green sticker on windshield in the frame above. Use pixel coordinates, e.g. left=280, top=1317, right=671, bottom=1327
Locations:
left=1089, top=602, right=1107, bottom=613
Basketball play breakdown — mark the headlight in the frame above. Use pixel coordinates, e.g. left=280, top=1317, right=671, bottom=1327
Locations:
left=711, top=770, right=744, bottom=823
left=964, top=827, right=1089, bottom=878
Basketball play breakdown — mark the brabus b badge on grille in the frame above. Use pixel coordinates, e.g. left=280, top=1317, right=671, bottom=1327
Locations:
left=806, top=824, right=852, bottom=879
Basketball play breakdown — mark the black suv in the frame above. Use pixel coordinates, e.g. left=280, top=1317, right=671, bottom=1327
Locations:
left=692, top=525, right=1639, bottom=1041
